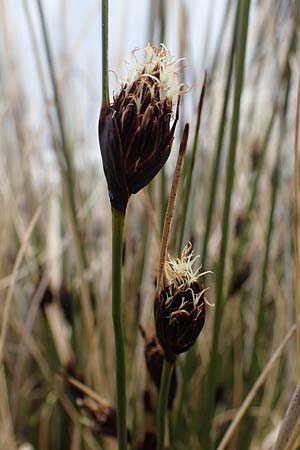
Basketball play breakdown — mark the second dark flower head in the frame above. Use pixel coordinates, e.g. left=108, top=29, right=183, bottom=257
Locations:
left=99, top=44, right=185, bottom=212
left=155, top=243, right=209, bottom=362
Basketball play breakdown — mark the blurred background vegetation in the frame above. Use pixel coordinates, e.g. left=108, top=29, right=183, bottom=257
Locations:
left=0, top=0, right=300, bottom=449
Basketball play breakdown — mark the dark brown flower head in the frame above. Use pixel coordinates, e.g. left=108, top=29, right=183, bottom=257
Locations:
left=99, top=44, right=184, bottom=212
left=140, top=326, right=177, bottom=409
left=154, top=243, right=209, bottom=362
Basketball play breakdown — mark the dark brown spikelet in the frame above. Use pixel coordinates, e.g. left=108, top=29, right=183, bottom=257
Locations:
left=77, top=397, right=118, bottom=439
left=154, top=244, right=207, bottom=362
left=60, top=374, right=131, bottom=442
left=229, top=261, right=252, bottom=297
left=99, top=44, right=183, bottom=212
left=140, top=326, right=177, bottom=409
left=136, top=429, right=157, bottom=450
left=136, top=429, right=170, bottom=450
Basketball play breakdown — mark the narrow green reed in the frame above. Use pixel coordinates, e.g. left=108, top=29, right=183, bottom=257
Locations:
left=237, top=22, right=297, bottom=448
left=226, top=109, right=276, bottom=299
left=175, top=3, right=238, bottom=442
left=248, top=55, right=293, bottom=393
left=200, top=0, right=251, bottom=447
left=102, top=0, right=109, bottom=105
left=35, top=0, right=92, bottom=305
left=159, top=0, right=167, bottom=234
left=35, top=1, right=98, bottom=385
left=174, top=5, right=239, bottom=443
left=156, top=360, right=173, bottom=450
left=252, top=160, right=281, bottom=372
left=177, top=75, right=206, bottom=254
left=173, top=79, right=206, bottom=443
left=201, top=0, right=240, bottom=267
left=102, top=4, right=127, bottom=447
left=112, top=208, right=128, bottom=450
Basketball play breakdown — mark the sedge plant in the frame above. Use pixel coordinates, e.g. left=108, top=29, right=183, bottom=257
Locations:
left=99, top=8, right=185, bottom=447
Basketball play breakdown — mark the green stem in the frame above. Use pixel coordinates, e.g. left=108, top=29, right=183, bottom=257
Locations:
left=237, top=26, right=296, bottom=450
left=159, top=0, right=167, bottom=235
left=35, top=2, right=97, bottom=384
left=102, top=0, right=109, bottom=105
left=156, top=360, right=173, bottom=450
left=201, top=0, right=239, bottom=267
left=226, top=109, right=275, bottom=299
left=177, top=77, right=206, bottom=253
left=168, top=410, right=175, bottom=449
left=201, top=0, right=251, bottom=447
left=112, top=208, right=127, bottom=450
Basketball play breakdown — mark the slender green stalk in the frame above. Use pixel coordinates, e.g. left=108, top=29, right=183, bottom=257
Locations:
left=226, top=109, right=275, bottom=298
left=36, top=0, right=89, bottom=276
left=159, top=0, right=167, bottom=234
left=102, top=0, right=109, bottom=105
left=168, top=410, right=175, bottom=449
left=247, top=59, right=292, bottom=387
left=200, top=0, right=251, bottom=447
left=174, top=5, right=238, bottom=443
left=112, top=208, right=127, bottom=450
left=159, top=0, right=166, bottom=44
left=174, top=348, right=197, bottom=435
left=156, top=360, right=173, bottom=450
left=177, top=75, right=206, bottom=253
left=238, top=54, right=293, bottom=450
left=201, top=0, right=239, bottom=266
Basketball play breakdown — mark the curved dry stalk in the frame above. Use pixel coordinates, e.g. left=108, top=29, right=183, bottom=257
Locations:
left=216, top=323, right=297, bottom=450
left=157, top=124, right=189, bottom=291
left=283, top=419, right=300, bottom=450
left=59, top=373, right=110, bottom=408
left=0, top=202, right=44, bottom=366
left=272, top=384, right=300, bottom=450
left=293, top=74, right=300, bottom=380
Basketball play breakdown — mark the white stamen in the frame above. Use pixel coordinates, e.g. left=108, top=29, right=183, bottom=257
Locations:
left=164, top=242, right=212, bottom=295
left=115, top=44, right=185, bottom=108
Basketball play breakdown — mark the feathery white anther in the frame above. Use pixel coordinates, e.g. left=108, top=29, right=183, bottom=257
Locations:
left=117, top=44, right=185, bottom=105
left=164, top=243, right=211, bottom=293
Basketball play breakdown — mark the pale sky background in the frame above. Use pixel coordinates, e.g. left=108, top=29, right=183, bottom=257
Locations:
left=4, top=0, right=227, bottom=169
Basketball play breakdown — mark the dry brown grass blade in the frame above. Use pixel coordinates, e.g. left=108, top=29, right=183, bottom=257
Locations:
left=156, top=123, right=189, bottom=291
left=293, top=73, right=300, bottom=380
left=272, top=384, right=300, bottom=450
left=0, top=202, right=44, bottom=366
left=11, top=317, right=79, bottom=426
left=58, top=373, right=110, bottom=407
left=283, top=419, right=300, bottom=450
left=266, top=65, right=300, bottom=450
left=0, top=368, right=17, bottom=450
left=216, top=322, right=297, bottom=450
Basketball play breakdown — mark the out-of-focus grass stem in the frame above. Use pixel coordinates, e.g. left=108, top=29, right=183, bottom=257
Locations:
left=293, top=75, right=300, bottom=381
left=201, top=0, right=240, bottom=267
left=159, top=0, right=167, bottom=234
left=226, top=109, right=276, bottom=298
left=156, top=360, right=173, bottom=450
left=35, top=0, right=98, bottom=387
left=201, top=0, right=251, bottom=447
left=177, top=74, right=206, bottom=254
left=239, top=54, right=293, bottom=450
